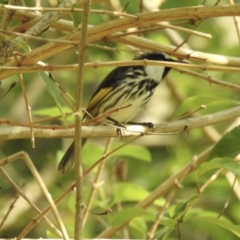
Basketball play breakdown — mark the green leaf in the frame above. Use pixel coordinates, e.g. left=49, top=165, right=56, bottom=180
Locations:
left=46, top=230, right=58, bottom=238
left=160, top=217, right=178, bottom=228
left=111, top=207, right=154, bottom=226
left=110, top=143, right=151, bottom=162
left=111, top=183, right=150, bottom=206
left=197, top=157, right=240, bottom=177
left=129, top=218, right=147, bottom=238
left=160, top=215, right=240, bottom=239
left=82, top=142, right=103, bottom=166
left=172, top=195, right=200, bottom=219
left=81, top=143, right=151, bottom=167
left=33, top=106, right=72, bottom=117
left=155, top=227, right=173, bottom=240
left=174, top=96, right=239, bottom=118
left=200, top=217, right=240, bottom=237
left=40, top=72, right=68, bottom=127
left=111, top=182, right=164, bottom=206
left=69, top=11, right=81, bottom=28
left=208, top=125, right=240, bottom=160
left=14, top=39, right=31, bottom=52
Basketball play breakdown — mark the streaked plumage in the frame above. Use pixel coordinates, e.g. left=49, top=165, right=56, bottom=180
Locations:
left=58, top=52, right=176, bottom=173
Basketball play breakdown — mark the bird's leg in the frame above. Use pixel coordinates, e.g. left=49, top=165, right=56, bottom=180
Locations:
left=106, top=117, right=126, bottom=137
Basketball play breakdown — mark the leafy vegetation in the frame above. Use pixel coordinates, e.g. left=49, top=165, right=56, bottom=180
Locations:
left=1, top=0, right=240, bottom=239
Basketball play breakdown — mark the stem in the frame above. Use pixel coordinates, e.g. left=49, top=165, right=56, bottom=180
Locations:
left=74, top=0, right=91, bottom=239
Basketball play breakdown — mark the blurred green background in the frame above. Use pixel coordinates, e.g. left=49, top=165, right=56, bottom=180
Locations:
left=1, top=0, right=240, bottom=239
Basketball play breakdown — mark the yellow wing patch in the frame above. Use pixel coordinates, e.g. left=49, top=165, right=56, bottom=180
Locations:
left=85, top=86, right=113, bottom=117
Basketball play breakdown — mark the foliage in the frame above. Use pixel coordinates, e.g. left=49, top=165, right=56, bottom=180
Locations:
left=1, top=0, right=240, bottom=239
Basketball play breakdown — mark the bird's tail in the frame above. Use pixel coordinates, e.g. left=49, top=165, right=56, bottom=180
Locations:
left=58, top=138, right=87, bottom=174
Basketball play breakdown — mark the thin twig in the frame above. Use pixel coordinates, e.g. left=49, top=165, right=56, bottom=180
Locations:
left=0, top=5, right=137, bottom=18
left=74, top=0, right=91, bottom=239
left=82, top=137, right=113, bottom=227
left=0, top=81, right=17, bottom=101
left=109, top=22, right=211, bottom=40
left=174, top=20, right=204, bottom=51
left=3, top=60, right=240, bottom=77
left=16, top=68, right=35, bottom=147
left=0, top=189, right=19, bottom=230
left=96, top=148, right=213, bottom=237
left=11, top=136, right=145, bottom=237
left=2, top=5, right=240, bottom=82
left=177, top=68, right=240, bottom=92
left=1, top=105, right=240, bottom=140
left=16, top=0, right=87, bottom=40
left=0, top=167, right=63, bottom=237
left=0, top=0, right=19, bottom=64
left=0, top=151, right=68, bottom=239
left=0, top=0, right=19, bottom=30
left=147, top=190, right=176, bottom=240
left=229, top=0, right=240, bottom=45
left=14, top=152, right=69, bottom=240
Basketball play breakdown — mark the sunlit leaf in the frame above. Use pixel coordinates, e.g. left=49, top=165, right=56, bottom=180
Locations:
left=111, top=207, right=154, bottom=226
left=129, top=218, right=147, bottom=238
left=110, top=143, right=151, bottom=162
left=14, top=39, right=31, bottom=52
left=208, top=125, right=240, bottom=160
left=82, top=142, right=103, bottom=166
left=199, top=217, right=240, bottom=237
left=33, top=106, right=72, bottom=117
left=197, top=157, right=240, bottom=177
left=174, top=96, right=239, bottom=118
left=69, top=11, right=81, bottom=28
left=172, top=195, right=200, bottom=219
left=111, top=182, right=150, bottom=206
left=40, top=72, right=68, bottom=126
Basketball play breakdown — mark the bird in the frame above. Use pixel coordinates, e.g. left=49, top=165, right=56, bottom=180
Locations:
left=58, top=52, right=178, bottom=173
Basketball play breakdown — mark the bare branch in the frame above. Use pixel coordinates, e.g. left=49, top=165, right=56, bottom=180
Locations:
left=1, top=105, right=240, bottom=140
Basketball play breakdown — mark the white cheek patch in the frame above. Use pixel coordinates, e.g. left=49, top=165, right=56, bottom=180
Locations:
left=145, top=65, right=165, bottom=83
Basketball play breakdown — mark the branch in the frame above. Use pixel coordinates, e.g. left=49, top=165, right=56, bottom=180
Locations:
left=16, top=0, right=90, bottom=39
left=74, top=0, right=91, bottom=238
left=2, top=5, right=240, bottom=80
left=0, top=0, right=19, bottom=64
left=113, top=34, right=240, bottom=66
left=1, top=106, right=240, bottom=141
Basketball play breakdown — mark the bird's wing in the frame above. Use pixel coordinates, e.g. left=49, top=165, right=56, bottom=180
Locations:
left=85, top=86, right=113, bottom=116
left=83, top=66, right=129, bottom=120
